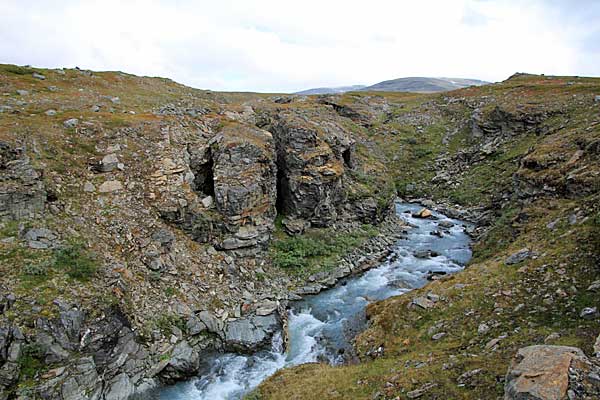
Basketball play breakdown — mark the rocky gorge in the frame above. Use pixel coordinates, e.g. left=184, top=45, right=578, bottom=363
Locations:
left=0, top=66, right=598, bottom=399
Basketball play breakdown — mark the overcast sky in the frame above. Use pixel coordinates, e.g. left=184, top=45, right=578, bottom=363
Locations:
left=1, top=0, right=599, bottom=92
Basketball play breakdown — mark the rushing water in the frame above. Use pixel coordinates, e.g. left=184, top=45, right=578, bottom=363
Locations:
left=158, top=203, right=472, bottom=400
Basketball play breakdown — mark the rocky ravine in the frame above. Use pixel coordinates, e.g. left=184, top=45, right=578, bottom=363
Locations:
left=0, top=65, right=396, bottom=399
left=0, top=66, right=599, bottom=400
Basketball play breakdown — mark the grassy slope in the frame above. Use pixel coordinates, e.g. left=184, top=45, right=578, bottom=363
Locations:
left=252, top=75, right=600, bottom=399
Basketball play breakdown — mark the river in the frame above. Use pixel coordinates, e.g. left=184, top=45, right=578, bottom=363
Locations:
left=157, top=202, right=472, bottom=399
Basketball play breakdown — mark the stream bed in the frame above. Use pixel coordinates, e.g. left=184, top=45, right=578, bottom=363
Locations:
left=158, top=202, right=472, bottom=400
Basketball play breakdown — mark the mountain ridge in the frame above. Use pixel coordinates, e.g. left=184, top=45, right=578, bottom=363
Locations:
left=295, top=76, right=489, bottom=94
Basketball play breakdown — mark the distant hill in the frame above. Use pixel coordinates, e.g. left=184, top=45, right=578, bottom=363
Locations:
left=360, top=77, right=489, bottom=93
left=295, top=77, right=488, bottom=95
left=295, top=85, right=367, bottom=95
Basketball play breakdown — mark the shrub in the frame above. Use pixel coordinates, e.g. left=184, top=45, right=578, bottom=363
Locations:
left=271, top=225, right=378, bottom=270
left=53, top=243, right=98, bottom=281
left=18, top=343, right=44, bottom=379
left=23, top=259, right=52, bottom=276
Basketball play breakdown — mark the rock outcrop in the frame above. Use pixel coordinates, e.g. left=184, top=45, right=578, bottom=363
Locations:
left=271, top=113, right=354, bottom=227
left=0, top=141, right=46, bottom=221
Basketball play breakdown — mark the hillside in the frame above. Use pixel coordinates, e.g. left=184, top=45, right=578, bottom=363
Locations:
left=0, top=66, right=598, bottom=400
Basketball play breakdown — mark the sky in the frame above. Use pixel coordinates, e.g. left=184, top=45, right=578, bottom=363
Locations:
left=1, top=0, right=599, bottom=93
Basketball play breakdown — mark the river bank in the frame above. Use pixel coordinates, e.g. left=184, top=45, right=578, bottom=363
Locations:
left=157, top=202, right=473, bottom=399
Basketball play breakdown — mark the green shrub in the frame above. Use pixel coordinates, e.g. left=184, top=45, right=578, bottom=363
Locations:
left=53, top=243, right=98, bottom=281
left=271, top=225, right=378, bottom=270
left=23, top=259, right=53, bottom=276
left=18, top=343, right=44, bottom=379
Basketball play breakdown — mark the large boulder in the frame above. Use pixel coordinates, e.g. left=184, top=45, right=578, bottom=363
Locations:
left=224, top=314, right=280, bottom=352
left=504, top=345, right=599, bottom=400
left=161, top=340, right=200, bottom=383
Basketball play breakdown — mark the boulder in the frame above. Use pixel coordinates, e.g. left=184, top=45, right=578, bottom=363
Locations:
left=505, top=248, right=532, bottom=265
left=98, top=180, right=123, bottom=193
left=225, top=314, right=280, bottom=351
left=24, top=228, right=58, bottom=249
left=161, top=340, right=200, bottom=382
left=201, top=195, right=214, bottom=208
left=104, top=373, right=135, bottom=400
left=63, top=118, right=79, bottom=128
left=282, top=217, right=310, bottom=236
left=197, top=311, right=223, bottom=334
left=411, top=297, right=435, bottom=309
left=504, top=345, right=587, bottom=400
left=98, top=154, right=120, bottom=172
left=413, top=208, right=432, bottom=218
left=83, top=182, right=95, bottom=193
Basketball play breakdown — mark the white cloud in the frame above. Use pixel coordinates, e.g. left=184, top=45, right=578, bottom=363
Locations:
left=0, top=0, right=598, bottom=92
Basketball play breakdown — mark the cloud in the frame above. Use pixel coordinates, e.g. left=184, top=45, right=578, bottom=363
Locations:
left=0, top=0, right=598, bottom=92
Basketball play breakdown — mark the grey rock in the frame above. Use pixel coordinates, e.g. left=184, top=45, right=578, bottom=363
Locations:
left=45, top=109, right=57, bottom=116
left=110, top=96, right=121, bottom=104
left=162, top=340, right=200, bottom=382
left=431, top=332, right=446, bottom=340
left=24, top=228, right=58, bottom=249
left=185, top=315, right=206, bottom=336
left=201, top=196, right=214, bottom=208
left=91, top=105, right=100, bottom=112
left=32, top=72, right=46, bottom=80
left=198, top=311, right=223, bottom=334
left=98, top=180, right=123, bottom=193
left=152, top=228, right=175, bottom=249
left=580, top=307, right=598, bottom=320
left=505, top=248, right=532, bottom=265
left=255, top=300, right=278, bottom=316
left=0, top=142, right=46, bottom=221
left=83, top=182, right=95, bottom=192
left=98, top=154, right=120, bottom=172
left=63, top=118, right=79, bottom=128
left=587, top=280, right=600, bottom=292
left=411, top=297, right=435, bottom=309
left=16, top=89, right=29, bottom=96
left=478, top=323, right=490, bottom=335
left=595, top=95, right=600, bottom=102
left=282, top=218, right=310, bottom=235
left=225, top=314, right=279, bottom=351
left=104, top=373, right=135, bottom=400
